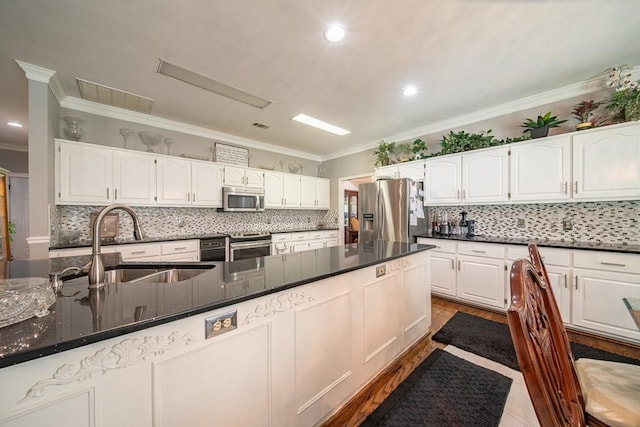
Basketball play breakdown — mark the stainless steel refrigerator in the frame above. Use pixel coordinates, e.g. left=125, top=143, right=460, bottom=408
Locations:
left=358, top=178, right=427, bottom=243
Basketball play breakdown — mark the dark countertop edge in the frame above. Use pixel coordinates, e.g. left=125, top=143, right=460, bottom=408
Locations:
left=49, top=228, right=341, bottom=250
left=414, top=234, right=640, bottom=254
left=1, top=244, right=434, bottom=369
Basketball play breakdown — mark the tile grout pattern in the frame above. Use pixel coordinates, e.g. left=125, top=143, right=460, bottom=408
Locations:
left=50, top=205, right=339, bottom=245
left=428, top=200, right=639, bottom=244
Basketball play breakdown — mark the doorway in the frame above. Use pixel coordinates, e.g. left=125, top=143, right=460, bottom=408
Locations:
left=337, top=174, right=374, bottom=245
left=344, top=190, right=358, bottom=243
left=8, top=175, right=29, bottom=260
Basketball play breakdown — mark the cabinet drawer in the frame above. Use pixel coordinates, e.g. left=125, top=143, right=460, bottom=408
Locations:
left=574, top=250, right=640, bottom=275
left=118, top=243, right=161, bottom=260
left=271, top=233, right=292, bottom=243
left=417, top=238, right=456, bottom=253
left=161, top=240, right=199, bottom=255
left=506, top=245, right=570, bottom=267
left=457, top=242, right=504, bottom=259
left=290, top=232, right=310, bottom=241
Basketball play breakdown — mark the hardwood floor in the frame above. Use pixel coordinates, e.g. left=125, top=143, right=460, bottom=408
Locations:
left=321, top=296, right=640, bottom=427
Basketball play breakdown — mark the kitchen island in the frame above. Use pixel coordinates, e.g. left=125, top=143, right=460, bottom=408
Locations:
left=0, top=241, right=433, bottom=426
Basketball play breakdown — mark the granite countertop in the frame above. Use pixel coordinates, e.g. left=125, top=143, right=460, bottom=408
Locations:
left=50, top=228, right=340, bottom=250
left=1, top=241, right=433, bottom=368
left=414, top=234, right=640, bottom=254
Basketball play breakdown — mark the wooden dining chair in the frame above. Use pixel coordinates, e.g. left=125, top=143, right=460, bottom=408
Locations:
left=507, top=244, right=640, bottom=427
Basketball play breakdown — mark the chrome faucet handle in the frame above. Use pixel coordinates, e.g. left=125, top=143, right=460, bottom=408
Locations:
left=49, top=266, right=82, bottom=294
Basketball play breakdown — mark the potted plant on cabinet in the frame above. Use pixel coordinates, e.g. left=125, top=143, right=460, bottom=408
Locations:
left=395, top=142, right=412, bottom=162
left=521, top=111, right=567, bottom=139
left=572, top=100, right=604, bottom=131
left=373, top=141, right=395, bottom=166
left=410, top=138, right=428, bottom=160
left=605, top=65, right=640, bottom=123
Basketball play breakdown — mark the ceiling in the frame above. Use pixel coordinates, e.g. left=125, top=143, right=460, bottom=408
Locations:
left=1, top=0, right=640, bottom=160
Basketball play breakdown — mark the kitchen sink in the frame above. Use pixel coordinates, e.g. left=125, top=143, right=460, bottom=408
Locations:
left=103, top=264, right=215, bottom=284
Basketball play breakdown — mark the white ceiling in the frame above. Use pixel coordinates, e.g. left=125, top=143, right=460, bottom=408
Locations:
left=1, top=0, right=640, bottom=160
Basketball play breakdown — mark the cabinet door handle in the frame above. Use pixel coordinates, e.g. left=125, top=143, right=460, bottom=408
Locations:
left=457, top=260, right=461, bottom=271
left=563, top=182, right=568, bottom=194
left=564, top=274, right=567, bottom=289
left=575, top=275, right=578, bottom=290
left=600, top=262, right=626, bottom=267
left=450, top=259, right=454, bottom=270
left=131, top=250, right=146, bottom=255
left=574, top=181, right=578, bottom=194
left=174, top=247, right=187, bottom=251
left=106, top=188, right=110, bottom=199
left=114, top=188, right=118, bottom=200
left=187, top=193, right=190, bottom=202
left=462, top=189, right=466, bottom=200
left=193, top=192, right=196, bottom=202
left=471, top=249, right=486, bottom=254
left=457, top=190, right=460, bottom=199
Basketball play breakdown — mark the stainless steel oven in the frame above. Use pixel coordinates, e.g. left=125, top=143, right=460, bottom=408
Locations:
left=229, top=232, right=271, bottom=261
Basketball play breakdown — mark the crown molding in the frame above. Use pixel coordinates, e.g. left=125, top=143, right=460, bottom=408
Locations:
left=321, top=71, right=624, bottom=162
left=15, top=61, right=66, bottom=104
left=61, top=96, right=322, bottom=162
left=0, top=142, right=29, bottom=153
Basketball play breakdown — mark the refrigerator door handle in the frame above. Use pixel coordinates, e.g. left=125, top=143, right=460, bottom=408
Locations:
left=378, top=189, right=383, bottom=240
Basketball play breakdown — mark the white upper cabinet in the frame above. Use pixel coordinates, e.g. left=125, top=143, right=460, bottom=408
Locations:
left=462, top=147, right=509, bottom=204
left=300, top=177, right=330, bottom=209
left=113, top=150, right=157, bottom=205
left=509, top=136, right=572, bottom=202
left=398, top=160, right=425, bottom=181
left=156, top=156, right=192, bottom=205
left=283, top=174, right=302, bottom=208
left=264, top=171, right=285, bottom=208
left=264, top=172, right=302, bottom=208
left=424, top=146, right=508, bottom=205
left=424, top=156, right=461, bottom=205
left=57, top=140, right=113, bottom=205
left=224, top=165, right=264, bottom=189
left=374, top=160, right=425, bottom=181
left=191, top=161, right=223, bottom=207
left=572, top=123, right=640, bottom=201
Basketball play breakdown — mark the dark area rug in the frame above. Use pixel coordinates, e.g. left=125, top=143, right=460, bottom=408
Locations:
left=362, top=349, right=512, bottom=427
left=432, top=312, right=640, bottom=371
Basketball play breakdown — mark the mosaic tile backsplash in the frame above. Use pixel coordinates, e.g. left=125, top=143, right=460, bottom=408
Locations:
left=51, top=201, right=637, bottom=245
left=50, top=206, right=340, bottom=245
left=427, top=201, right=639, bottom=244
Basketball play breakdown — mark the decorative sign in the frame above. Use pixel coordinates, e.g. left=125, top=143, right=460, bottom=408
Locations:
left=214, top=143, right=249, bottom=166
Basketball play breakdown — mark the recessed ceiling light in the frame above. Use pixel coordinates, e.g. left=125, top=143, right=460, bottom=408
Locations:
left=324, top=24, right=345, bottom=43
left=7, top=122, right=23, bottom=128
left=292, top=114, right=350, bottom=136
left=403, top=85, right=418, bottom=96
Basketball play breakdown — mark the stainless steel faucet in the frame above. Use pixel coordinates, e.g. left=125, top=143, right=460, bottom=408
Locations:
left=88, top=204, right=146, bottom=288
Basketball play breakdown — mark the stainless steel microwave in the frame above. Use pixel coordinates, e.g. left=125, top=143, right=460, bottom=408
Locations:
left=222, top=186, right=265, bottom=212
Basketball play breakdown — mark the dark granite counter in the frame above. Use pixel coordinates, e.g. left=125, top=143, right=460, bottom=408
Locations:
left=414, top=234, right=640, bottom=254
left=1, top=241, right=433, bottom=368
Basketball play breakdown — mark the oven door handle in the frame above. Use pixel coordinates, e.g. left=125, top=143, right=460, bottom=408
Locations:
left=230, top=241, right=272, bottom=249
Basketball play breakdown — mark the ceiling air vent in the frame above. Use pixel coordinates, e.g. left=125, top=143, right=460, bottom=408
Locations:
left=77, top=78, right=154, bottom=113
left=252, top=122, right=270, bottom=129
left=157, top=60, right=272, bottom=109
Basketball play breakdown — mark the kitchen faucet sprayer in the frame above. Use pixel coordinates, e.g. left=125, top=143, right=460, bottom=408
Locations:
left=89, top=204, right=146, bottom=288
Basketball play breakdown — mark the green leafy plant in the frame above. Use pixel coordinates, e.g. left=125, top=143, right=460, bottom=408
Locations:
left=8, top=221, right=15, bottom=243
left=373, top=141, right=395, bottom=166
left=410, top=138, right=428, bottom=160
left=395, top=142, right=412, bottom=162
left=521, top=112, right=567, bottom=133
left=572, top=100, right=604, bottom=123
left=438, top=129, right=497, bottom=155
left=606, top=65, right=640, bottom=122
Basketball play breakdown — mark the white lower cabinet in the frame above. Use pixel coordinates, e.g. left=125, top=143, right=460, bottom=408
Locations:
left=49, top=240, right=199, bottom=262
left=572, top=250, right=640, bottom=342
left=457, top=254, right=506, bottom=309
left=272, top=230, right=340, bottom=254
left=0, top=252, right=430, bottom=427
